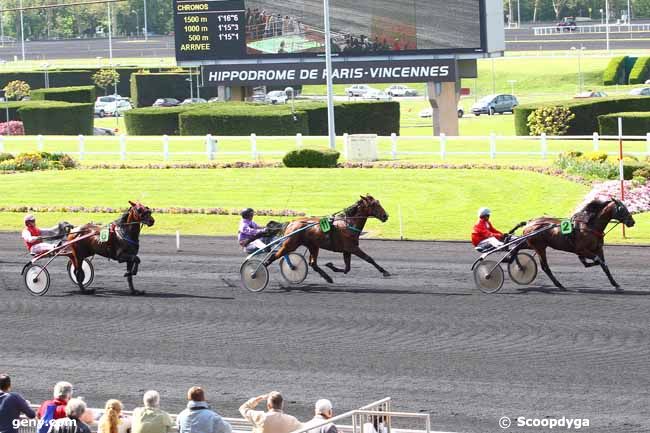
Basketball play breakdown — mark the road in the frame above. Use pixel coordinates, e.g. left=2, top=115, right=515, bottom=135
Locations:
left=2, top=233, right=650, bottom=432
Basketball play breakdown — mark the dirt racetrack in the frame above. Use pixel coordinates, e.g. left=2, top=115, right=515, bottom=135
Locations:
left=1, top=232, right=650, bottom=432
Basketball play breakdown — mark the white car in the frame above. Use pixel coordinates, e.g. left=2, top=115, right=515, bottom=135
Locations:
left=265, top=90, right=288, bottom=104
left=362, top=89, right=392, bottom=101
left=629, top=87, right=650, bottom=96
left=345, top=84, right=375, bottom=97
left=385, top=85, right=418, bottom=97
left=180, top=98, right=208, bottom=105
left=420, top=107, right=465, bottom=118
left=94, top=95, right=131, bottom=117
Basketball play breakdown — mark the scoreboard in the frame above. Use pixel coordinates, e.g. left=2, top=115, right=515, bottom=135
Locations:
left=174, top=0, right=247, bottom=61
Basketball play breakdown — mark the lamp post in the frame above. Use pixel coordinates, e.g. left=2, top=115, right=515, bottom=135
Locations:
left=19, top=0, right=25, bottom=61
left=323, top=0, right=336, bottom=150
left=131, top=10, right=139, bottom=37
left=605, top=0, right=610, bottom=52
left=107, top=1, right=113, bottom=63
left=1, top=3, right=4, bottom=48
left=517, top=0, right=521, bottom=28
left=571, top=46, right=585, bottom=93
left=42, top=63, right=50, bottom=88
left=507, top=79, right=516, bottom=95
left=144, top=0, right=148, bottom=41
left=285, top=86, right=295, bottom=119
left=599, top=8, right=603, bottom=25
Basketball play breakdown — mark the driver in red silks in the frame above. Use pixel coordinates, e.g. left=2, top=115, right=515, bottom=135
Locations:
left=21, top=214, right=58, bottom=255
left=471, top=207, right=505, bottom=249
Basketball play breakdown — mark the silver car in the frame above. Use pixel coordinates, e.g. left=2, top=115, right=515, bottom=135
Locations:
left=471, top=94, right=518, bottom=116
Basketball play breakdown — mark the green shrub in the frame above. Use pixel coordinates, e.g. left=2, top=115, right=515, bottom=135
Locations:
left=304, top=102, right=400, bottom=136
left=554, top=151, right=648, bottom=180
left=31, top=85, right=96, bottom=103
left=598, top=112, right=650, bottom=136
left=18, top=102, right=93, bottom=135
left=4, top=80, right=30, bottom=100
left=633, top=166, right=650, bottom=179
left=283, top=147, right=340, bottom=168
left=124, top=106, right=196, bottom=135
left=629, top=57, right=650, bottom=84
left=130, top=72, right=218, bottom=107
left=0, top=152, right=14, bottom=162
left=526, top=106, right=575, bottom=136
left=582, top=151, right=609, bottom=163
left=603, top=56, right=626, bottom=85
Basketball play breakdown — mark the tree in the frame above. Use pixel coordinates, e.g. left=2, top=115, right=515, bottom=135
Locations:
left=4, top=80, right=31, bottom=100
left=92, top=69, right=120, bottom=95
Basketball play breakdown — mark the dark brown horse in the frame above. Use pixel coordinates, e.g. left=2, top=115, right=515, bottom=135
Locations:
left=68, top=201, right=155, bottom=295
left=265, top=195, right=390, bottom=283
left=522, top=198, right=635, bottom=290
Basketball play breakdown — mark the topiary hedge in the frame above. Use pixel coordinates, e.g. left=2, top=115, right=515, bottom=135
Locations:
left=603, top=56, right=626, bottom=85
left=515, top=96, right=650, bottom=136
left=283, top=147, right=340, bottom=167
left=124, top=106, right=197, bottom=135
left=31, top=85, right=96, bottom=103
left=130, top=72, right=218, bottom=107
left=598, top=112, right=650, bottom=136
left=629, top=57, right=650, bottom=84
left=17, top=102, right=93, bottom=135
left=304, top=101, right=400, bottom=136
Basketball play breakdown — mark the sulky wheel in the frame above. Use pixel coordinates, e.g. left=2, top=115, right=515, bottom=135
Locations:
left=67, top=258, right=95, bottom=289
left=24, top=264, right=51, bottom=296
left=508, top=252, right=538, bottom=285
left=473, top=260, right=504, bottom=294
left=279, top=252, right=308, bottom=285
left=240, top=259, right=270, bottom=292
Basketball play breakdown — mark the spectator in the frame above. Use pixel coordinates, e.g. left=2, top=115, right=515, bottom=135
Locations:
left=0, top=374, right=36, bottom=433
left=38, top=382, right=73, bottom=421
left=239, top=391, right=302, bottom=433
left=132, top=391, right=173, bottom=433
left=362, top=415, right=386, bottom=433
left=305, top=399, right=337, bottom=433
left=48, top=398, right=91, bottom=433
left=98, top=400, right=131, bottom=433
left=176, top=387, right=231, bottom=433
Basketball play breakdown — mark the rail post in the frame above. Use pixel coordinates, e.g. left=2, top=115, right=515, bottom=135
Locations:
left=163, top=134, right=169, bottom=161
left=439, top=133, right=446, bottom=160
left=296, top=133, right=303, bottom=148
left=119, top=134, right=126, bottom=161
left=391, top=133, right=397, bottom=160
left=250, top=133, right=257, bottom=160
left=37, top=134, right=44, bottom=151
left=206, top=134, right=215, bottom=160
left=78, top=134, right=84, bottom=161
left=489, top=132, right=496, bottom=159
left=592, top=132, right=599, bottom=151
left=540, top=133, right=547, bottom=159
left=0, top=135, right=4, bottom=153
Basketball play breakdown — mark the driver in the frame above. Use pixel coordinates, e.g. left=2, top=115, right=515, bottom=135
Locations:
left=238, top=208, right=269, bottom=253
left=21, top=214, right=60, bottom=255
left=471, top=207, right=506, bottom=250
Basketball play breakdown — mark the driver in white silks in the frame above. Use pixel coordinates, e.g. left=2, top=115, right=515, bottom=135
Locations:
left=471, top=207, right=507, bottom=250
left=21, top=214, right=62, bottom=255
left=238, top=208, right=271, bottom=254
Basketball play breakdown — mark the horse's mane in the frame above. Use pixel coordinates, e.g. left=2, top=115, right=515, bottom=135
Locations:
left=115, top=209, right=130, bottom=224
left=573, top=198, right=611, bottom=224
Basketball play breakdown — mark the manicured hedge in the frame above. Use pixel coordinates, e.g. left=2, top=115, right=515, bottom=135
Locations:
left=18, top=102, right=93, bottom=135
left=124, top=106, right=197, bottom=135
left=515, top=96, right=650, bottom=136
left=283, top=147, right=340, bottom=167
left=629, top=57, right=650, bottom=84
left=304, top=102, right=400, bottom=136
left=130, top=72, right=218, bottom=107
left=31, top=86, right=96, bottom=103
left=603, top=56, right=626, bottom=85
left=0, top=70, right=95, bottom=91
left=598, top=112, right=650, bottom=136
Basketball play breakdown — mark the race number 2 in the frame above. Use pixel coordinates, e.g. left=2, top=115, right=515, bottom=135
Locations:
left=560, top=219, right=573, bottom=235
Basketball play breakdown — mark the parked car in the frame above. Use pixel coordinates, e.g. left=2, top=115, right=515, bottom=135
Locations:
left=556, top=17, right=577, bottom=32
left=265, top=90, right=288, bottom=104
left=345, top=84, right=375, bottom=97
left=152, top=98, right=180, bottom=107
left=93, top=127, right=115, bottom=136
left=574, top=90, right=607, bottom=99
left=629, top=87, right=650, bottom=96
left=180, top=98, right=207, bottom=105
left=385, top=85, right=418, bottom=97
left=471, top=94, right=518, bottom=116
left=362, top=89, right=392, bottom=101
left=94, top=95, right=129, bottom=117
left=208, top=97, right=223, bottom=103
left=420, top=107, right=465, bottom=118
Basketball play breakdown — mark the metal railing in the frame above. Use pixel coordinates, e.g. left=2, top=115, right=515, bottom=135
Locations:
left=533, top=22, right=650, bottom=36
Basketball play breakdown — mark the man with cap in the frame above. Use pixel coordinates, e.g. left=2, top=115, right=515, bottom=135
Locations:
left=471, top=207, right=505, bottom=250
left=21, top=214, right=60, bottom=255
left=238, top=208, right=269, bottom=254
left=305, top=399, right=338, bottom=433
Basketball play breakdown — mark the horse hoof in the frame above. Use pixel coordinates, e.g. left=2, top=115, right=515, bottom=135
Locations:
left=614, top=286, right=623, bottom=292
left=130, top=290, right=145, bottom=296
left=382, top=272, right=391, bottom=278
left=80, top=289, right=96, bottom=295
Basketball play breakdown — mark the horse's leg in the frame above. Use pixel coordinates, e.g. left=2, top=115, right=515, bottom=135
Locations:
left=71, top=253, right=94, bottom=295
left=578, top=256, right=599, bottom=268
left=308, top=245, right=333, bottom=283
left=349, top=247, right=390, bottom=277
left=124, top=257, right=145, bottom=296
left=325, top=252, right=351, bottom=273
left=536, top=248, right=565, bottom=290
left=595, top=250, right=621, bottom=290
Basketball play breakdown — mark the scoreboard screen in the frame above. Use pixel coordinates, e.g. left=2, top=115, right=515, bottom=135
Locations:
left=174, top=0, right=486, bottom=63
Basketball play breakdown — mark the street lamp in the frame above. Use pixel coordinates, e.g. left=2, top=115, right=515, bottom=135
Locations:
left=323, top=0, right=336, bottom=149
left=107, top=2, right=113, bottom=63
left=131, top=10, right=140, bottom=37
left=507, top=80, right=517, bottom=95
left=571, top=46, right=585, bottom=93
left=19, top=0, right=25, bottom=61
left=605, top=0, right=610, bottom=52
left=186, top=74, right=193, bottom=100
left=599, top=8, right=603, bottom=25
left=285, top=86, right=296, bottom=120
left=42, top=63, right=50, bottom=88
left=144, top=0, right=148, bottom=41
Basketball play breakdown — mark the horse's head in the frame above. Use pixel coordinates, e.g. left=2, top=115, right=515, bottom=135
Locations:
left=357, top=195, right=389, bottom=222
left=610, top=198, right=635, bottom=227
left=128, top=200, right=155, bottom=227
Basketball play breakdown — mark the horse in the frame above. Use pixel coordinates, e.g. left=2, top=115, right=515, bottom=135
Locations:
left=67, top=201, right=155, bottom=295
left=265, top=195, right=391, bottom=283
left=521, top=197, right=635, bottom=290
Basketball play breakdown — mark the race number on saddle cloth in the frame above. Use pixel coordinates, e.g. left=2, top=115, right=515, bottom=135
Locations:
left=21, top=214, right=59, bottom=255
left=237, top=208, right=268, bottom=254
left=471, top=207, right=505, bottom=249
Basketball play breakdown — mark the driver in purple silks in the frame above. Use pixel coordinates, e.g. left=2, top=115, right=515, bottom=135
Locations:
left=238, top=208, right=268, bottom=254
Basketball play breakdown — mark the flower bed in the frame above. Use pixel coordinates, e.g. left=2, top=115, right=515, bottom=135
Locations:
left=578, top=180, right=650, bottom=214
left=0, top=121, right=24, bottom=136
left=0, top=205, right=306, bottom=217
left=0, top=151, right=77, bottom=171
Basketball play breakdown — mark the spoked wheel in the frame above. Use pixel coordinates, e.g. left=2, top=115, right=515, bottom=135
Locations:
left=473, top=260, right=504, bottom=294
left=279, top=252, right=308, bottom=285
left=240, top=259, right=270, bottom=292
left=508, top=252, right=538, bottom=285
left=23, top=264, right=51, bottom=296
left=67, top=258, right=95, bottom=289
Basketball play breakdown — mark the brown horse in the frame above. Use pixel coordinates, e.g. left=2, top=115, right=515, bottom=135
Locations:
left=522, top=198, right=635, bottom=290
left=68, top=201, right=155, bottom=295
left=265, top=195, right=390, bottom=283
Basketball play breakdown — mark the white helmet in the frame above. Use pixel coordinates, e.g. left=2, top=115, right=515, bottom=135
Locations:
left=24, top=214, right=36, bottom=224
left=478, top=207, right=491, bottom=218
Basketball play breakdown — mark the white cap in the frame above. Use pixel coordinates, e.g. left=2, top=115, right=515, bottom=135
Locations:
left=478, top=207, right=491, bottom=218
left=315, top=399, right=332, bottom=415
left=24, top=214, right=35, bottom=223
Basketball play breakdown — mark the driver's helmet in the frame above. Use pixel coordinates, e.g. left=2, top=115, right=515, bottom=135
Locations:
left=478, top=207, right=491, bottom=218
left=240, top=208, right=254, bottom=219
left=24, top=214, right=36, bottom=225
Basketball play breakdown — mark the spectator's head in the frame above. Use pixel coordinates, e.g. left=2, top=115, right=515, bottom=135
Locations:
left=53, top=381, right=73, bottom=401
left=143, top=390, right=160, bottom=408
left=65, top=398, right=86, bottom=419
left=187, top=386, right=205, bottom=402
left=267, top=391, right=283, bottom=410
left=101, top=400, right=123, bottom=433
left=315, top=399, right=333, bottom=418
left=0, top=374, right=11, bottom=392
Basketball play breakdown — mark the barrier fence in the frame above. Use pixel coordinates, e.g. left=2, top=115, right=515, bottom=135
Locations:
left=533, top=22, right=650, bottom=36
left=1, top=133, right=650, bottom=162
